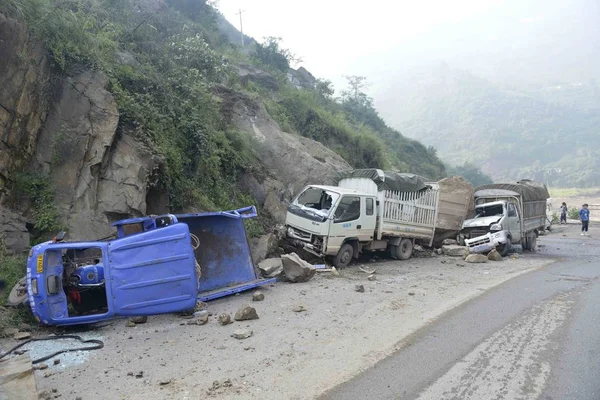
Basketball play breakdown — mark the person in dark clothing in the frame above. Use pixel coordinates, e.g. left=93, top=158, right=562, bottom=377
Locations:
left=580, top=203, right=590, bottom=235
left=560, top=202, right=568, bottom=224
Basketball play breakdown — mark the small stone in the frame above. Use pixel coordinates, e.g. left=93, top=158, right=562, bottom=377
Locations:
left=127, top=372, right=134, bottom=376
left=355, top=285, right=365, bottom=293
left=159, top=378, right=172, bottom=385
left=367, top=275, right=376, bottom=281
left=186, top=313, right=209, bottom=325
left=34, top=363, right=48, bottom=370
left=14, top=331, right=31, bottom=340
left=18, top=323, right=32, bottom=331
left=223, top=379, right=232, bottom=387
left=456, top=263, right=465, bottom=267
left=465, top=254, right=489, bottom=264
left=232, top=329, right=253, bottom=339
left=408, top=292, right=416, bottom=296
left=218, top=313, right=233, bottom=325
left=15, top=349, right=27, bottom=355
left=135, top=371, right=144, bottom=378
left=126, top=321, right=136, bottom=328
left=53, top=359, right=61, bottom=365
left=130, top=316, right=148, bottom=324
left=487, top=249, right=503, bottom=261
left=292, top=305, right=306, bottom=312
left=194, top=301, right=208, bottom=311
left=252, top=291, right=265, bottom=301
left=4, top=328, right=19, bottom=337
left=234, top=305, right=259, bottom=321
left=43, top=371, right=54, bottom=378
left=212, top=380, right=221, bottom=390
left=75, top=397, right=82, bottom=400
left=38, top=390, right=52, bottom=400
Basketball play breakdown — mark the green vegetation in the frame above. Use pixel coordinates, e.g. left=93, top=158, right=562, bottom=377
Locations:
left=568, top=207, right=581, bottom=220
left=0, top=236, right=34, bottom=331
left=12, top=173, right=62, bottom=242
left=549, top=187, right=600, bottom=198
left=1, top=0, right=445, bottom=228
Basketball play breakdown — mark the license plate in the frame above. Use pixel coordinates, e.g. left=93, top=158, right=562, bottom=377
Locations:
left=36, top=255, right=44, bottom=273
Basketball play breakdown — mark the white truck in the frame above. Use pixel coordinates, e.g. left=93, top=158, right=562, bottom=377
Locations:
left=285, top=169, right=441, bottom=267
left=459, top=180, right=550, bottom=256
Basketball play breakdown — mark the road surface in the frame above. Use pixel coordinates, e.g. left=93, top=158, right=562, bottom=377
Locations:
left=322, top=225, right=600, bottom=400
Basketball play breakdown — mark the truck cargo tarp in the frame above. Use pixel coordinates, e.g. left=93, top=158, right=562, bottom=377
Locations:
left=335, top=169, right=429, bottom=192
left=475, top=180, right=550, bottom=202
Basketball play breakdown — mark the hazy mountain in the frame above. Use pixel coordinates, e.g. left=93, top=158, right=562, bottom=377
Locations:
left=377, top=64, right=600, bottom=187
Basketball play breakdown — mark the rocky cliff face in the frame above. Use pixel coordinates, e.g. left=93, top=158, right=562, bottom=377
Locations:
left=0, top=13, right=349, bottom=251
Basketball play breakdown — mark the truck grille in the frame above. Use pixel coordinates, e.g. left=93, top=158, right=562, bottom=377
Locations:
left=289, top=227, right=311, bottom=241
left=465, top=229, right=487, bottom=239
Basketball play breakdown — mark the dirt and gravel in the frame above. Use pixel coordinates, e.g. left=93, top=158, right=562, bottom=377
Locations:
left=1, top=248, right=555, bottom=400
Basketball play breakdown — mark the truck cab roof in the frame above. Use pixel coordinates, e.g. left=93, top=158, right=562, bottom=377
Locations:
left=307, top=185, right=373, bottom=196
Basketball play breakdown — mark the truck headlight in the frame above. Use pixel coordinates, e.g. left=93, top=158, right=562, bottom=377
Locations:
left=287, top=227, right=294, bottom=237
left=490, top=223, right=502, bottom=231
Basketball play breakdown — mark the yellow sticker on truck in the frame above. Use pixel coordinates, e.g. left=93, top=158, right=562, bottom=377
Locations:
left=36, top=255, right=44, bottom=273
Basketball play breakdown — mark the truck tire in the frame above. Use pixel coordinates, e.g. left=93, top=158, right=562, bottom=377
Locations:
left=333, top=243, right=354, bottom=268
left=7, top=276, right=28, bottom=307
left=527, top=233, right=537, bottom=251
left=498, top=238, right=511, bottom=257
left=396, top=238, right=414, bottom=260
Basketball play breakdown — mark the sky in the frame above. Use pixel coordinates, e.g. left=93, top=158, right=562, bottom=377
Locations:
left=216, top=0, right=600, bottom=113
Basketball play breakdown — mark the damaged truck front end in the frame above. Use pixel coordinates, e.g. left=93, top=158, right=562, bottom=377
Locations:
left=285, top=186, right=338, bottom=258
left=460, top=202, right=510, bottom=255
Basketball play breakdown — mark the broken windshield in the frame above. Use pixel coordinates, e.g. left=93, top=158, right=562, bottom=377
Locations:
left=288, top=188, right=340, bottom=221
left=474, top=204, right=504, bottom=218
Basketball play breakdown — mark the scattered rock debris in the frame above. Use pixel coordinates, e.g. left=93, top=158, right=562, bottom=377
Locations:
left=130, top=316, right=148, bottom=324
left=218, top=313, right=233, bottom=325
left=292, top=305, right=306, bottom=313
left=159, top=378, right=172, bottom=386
left=232, top=329, right=253, bottom=339
left=465, top=254, right=489, bottom=263
left=281, top=253, right=316, bottom=282
left=252, top=291, right=265, bottom=301
left=126, top=321, right=136, bottom=328
left=234, top=305, right=259, bottom=321
left=14, top=331, right=31, bottom=340
left=53, top=359, right=61, bottom=365
left=355, top=285, right=365, bottom=293
left=487, top=249, right=503, bottom=261
left=187, top=312, right=209, bottom=325
left=34, top=363, right=48, bottom=370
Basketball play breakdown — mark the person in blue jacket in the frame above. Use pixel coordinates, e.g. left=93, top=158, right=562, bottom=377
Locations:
left=579, top=204, right=590, bottom=235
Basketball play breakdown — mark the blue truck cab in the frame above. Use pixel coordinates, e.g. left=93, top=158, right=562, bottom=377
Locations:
left=26, top=214, right=198, bottom=325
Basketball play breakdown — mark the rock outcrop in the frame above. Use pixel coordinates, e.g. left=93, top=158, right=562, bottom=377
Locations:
left=33, top=71, right=160, bottom=239
left=217, top=86, right=351, bottom=223
left=0, top=206, right=29, bottom=254
left=0, top=13, right=50, bottom=203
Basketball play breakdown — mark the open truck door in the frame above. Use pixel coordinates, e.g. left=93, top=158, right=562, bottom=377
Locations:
left=108, top=222, right=198, bottom=316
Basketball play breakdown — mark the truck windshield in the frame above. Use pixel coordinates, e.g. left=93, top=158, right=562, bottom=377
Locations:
left=474, top=204, right=504, bottom=218
left=288, top=188, right=340, bottom=222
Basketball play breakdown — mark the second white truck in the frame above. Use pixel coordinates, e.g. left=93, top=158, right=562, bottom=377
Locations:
left=285, top=169, right=441, bottom=267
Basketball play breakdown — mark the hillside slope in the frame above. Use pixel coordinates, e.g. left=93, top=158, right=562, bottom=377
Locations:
left=0, top=0, right=444, bottom=250
left=379, top=65, right=600, bottom=187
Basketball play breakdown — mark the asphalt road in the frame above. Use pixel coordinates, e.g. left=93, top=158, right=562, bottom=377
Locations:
left=321, top=225, right=600, bottom=400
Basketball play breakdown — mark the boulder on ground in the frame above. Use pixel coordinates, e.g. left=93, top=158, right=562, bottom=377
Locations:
left=465, top=254, right=488, bottom=263
left=257, top=258, right=284, bottom=278
left=442, top=245, right=469, bottom=257
left=234, top=305, right=259, bottom=321
left=281, top=253, right=316, bottom=283
left=442, top=239, right=458, bottom=246
left=487, top=249, right=503, bottom=261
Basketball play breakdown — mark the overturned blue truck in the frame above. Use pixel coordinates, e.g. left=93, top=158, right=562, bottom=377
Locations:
left=19, top=206, right=275, bottom=326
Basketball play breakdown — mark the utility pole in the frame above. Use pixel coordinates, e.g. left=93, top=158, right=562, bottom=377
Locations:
left=236, top=8, right=245, bottom=47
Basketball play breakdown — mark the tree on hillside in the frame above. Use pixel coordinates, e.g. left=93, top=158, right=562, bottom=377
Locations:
left=252, top=36, right=300, bottom=72
left=340, top=75, right=385, bottom=131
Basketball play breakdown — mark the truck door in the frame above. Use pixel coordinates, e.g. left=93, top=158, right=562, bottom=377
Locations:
left=507, top=203, right=522, bottom=242
left=107, top=223, right=198, bottom=316
left=360, top=197, right=377, bottom=240
left=328, top=196, right=363, bottom=253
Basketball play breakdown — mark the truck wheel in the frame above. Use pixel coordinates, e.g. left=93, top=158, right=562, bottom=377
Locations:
left=529, top=234, right=537, bottom=251
left=498, top=238, right=511, bottom=257
left=7, top=276, right=28, bottom=307
left=397, top=238, right=414, bottom=260
left=334, top=244, right=354, bottom=268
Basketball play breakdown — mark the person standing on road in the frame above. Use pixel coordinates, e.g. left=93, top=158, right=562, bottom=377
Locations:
left=579, top=203, right=590, bottom=235
left=560, top=202, right=568, bottom=224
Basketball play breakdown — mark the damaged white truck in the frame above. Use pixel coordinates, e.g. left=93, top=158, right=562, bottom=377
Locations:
left=285, top=169, right=442, bottom=267
left=459, top=180, right=550, bottom=256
